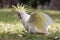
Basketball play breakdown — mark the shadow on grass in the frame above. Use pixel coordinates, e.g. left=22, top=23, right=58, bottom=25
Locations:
left=0, top=31, right=60, bottom=40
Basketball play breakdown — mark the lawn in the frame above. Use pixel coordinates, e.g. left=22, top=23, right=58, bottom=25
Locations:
left=0, top=8, right=60, bottom=40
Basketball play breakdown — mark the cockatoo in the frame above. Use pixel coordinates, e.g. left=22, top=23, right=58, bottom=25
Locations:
left=12, top=5, right=54, bottom=35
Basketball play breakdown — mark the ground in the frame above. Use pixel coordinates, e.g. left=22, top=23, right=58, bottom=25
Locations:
left=0, top=8, right=60, bottom=40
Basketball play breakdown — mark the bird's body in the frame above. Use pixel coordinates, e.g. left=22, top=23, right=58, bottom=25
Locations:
left=13, top=5, right=54, bottom=34
left=19, top=11, right=54, bottom=34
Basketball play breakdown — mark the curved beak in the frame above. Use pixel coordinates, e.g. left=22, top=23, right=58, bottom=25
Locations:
left=18, top=13, right=21, bottom=18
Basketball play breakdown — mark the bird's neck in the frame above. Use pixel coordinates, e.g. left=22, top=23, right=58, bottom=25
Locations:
left=19, top=11, right=30, bottom=20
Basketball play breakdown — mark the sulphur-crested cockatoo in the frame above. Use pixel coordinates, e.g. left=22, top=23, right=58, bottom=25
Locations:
left=12, top=5, right=54, bottom=34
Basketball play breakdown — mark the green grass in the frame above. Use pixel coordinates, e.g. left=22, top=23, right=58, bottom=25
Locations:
left=0, top=9, right=19, bottom=23
left=0, top=9, right=60, bottom=40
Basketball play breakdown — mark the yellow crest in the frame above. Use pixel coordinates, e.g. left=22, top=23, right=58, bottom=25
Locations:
left=12, top=4, right=27, bottom=12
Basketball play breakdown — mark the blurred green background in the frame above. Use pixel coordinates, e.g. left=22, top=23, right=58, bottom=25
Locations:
left=0, top=8, right=60, bottom=40
left=0, top=0, right=60, bottom=40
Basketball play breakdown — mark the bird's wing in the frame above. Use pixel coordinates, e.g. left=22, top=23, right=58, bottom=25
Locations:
left=28, top=12, right=54, bottom=32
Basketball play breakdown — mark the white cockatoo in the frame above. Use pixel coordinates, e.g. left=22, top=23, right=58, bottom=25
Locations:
left=12, top=5, right=54, bottom=35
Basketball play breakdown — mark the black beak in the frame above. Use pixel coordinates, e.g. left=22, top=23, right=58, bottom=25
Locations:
left=18, top=13, right=21, bottom=18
